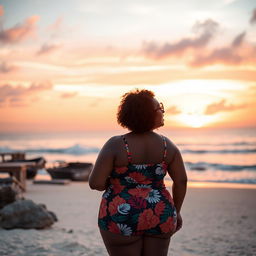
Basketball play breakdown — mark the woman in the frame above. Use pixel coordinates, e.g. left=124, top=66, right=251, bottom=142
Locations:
left=89, top=89, right=187, bottom=256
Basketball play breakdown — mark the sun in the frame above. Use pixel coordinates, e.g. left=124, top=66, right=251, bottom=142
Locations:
left=176, top=113, right=217, bottom=128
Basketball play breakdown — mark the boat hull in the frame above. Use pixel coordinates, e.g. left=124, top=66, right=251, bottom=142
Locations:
left=47, top=162, right=93, bottom=181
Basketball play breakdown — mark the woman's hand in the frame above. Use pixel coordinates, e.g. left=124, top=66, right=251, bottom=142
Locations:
left=174, top=212, right=183, bottom=233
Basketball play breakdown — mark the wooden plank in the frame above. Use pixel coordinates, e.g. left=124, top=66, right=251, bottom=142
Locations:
left=33, top=179, right=70, bottom=185
left=0, top=163, right=27, bottom=191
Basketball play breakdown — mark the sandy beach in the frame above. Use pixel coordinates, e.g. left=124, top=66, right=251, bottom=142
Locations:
left=0, top=181, right=255, bottom=256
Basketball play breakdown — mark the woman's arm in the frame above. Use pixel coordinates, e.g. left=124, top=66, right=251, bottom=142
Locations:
left=167, top=144, right=187, bottom=214
left=89, top=137, right=116, bottom=191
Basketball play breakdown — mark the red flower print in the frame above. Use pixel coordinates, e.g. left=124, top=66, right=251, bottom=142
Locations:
left=161, top=189, right=174, bottom=204
left=128, top=196, right=147, bottom=209
left=162, top=162, right=168, bottom=170
left=128, top=187, right=151, bottom=198
left=111, top=178, right=125, bottom=194
left=99, top=198, right=107, bottom=218
left=108, top=195, right=126, bottom=216
left=129, top=172, right=151, bottom=184
left=108, top=221, right=121, bottom=234
left=115, top=166, right=128, bottom=174
left=137, top=209, right=160, bottom=230
left=154, top=201, right=165, bottom=216
left=159, top=216, right=176, bottom=233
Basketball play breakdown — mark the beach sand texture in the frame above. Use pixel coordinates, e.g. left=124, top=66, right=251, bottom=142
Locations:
left=0, top=182, right=255, bottom=256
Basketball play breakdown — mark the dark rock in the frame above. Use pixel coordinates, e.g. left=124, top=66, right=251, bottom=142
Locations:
left=0, top=185, right=17, bottom=209
left=0, top=199, right=57, bottom=229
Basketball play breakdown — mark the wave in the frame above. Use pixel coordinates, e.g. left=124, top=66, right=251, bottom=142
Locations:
left=185, top=161, right=256, bottom=172
left=0, top=144, right=100, bottom=155
left=182, top=149, right=256, bottom=154
left=178, top=141, right=256, bottom=147
left=188, top=178, right=256, bottom=184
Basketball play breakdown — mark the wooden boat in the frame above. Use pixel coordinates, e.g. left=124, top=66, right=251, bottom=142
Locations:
left=17, top=157, right=46, bottom=179
left=0, top=152, right=46, bottom=179
left=46, top=162, right=93, bottom=181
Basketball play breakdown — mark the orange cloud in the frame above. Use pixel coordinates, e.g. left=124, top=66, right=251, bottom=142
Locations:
left=166, top=106, right=181, bottom=115
left=204, top=99, right=247, bottom=115
left=0, top=15, right=39, bottom=44
left=0, top=81, right=52, bottom=107
left=250, top=8, right=256, bottom=24
left=47, top=17, right=63, bottom=33
left=60, top=92, right=77, bottom=98
left=142, top=19, right=219, bottom=59
left=0, top=5, right=3, bottom=16
left=0, top=61, right=18, bottom=73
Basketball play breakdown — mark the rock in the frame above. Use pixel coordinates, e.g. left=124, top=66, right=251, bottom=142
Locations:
left=0, top=199, right=57, bottom=229
left=0, top=185, right=17, bottom=209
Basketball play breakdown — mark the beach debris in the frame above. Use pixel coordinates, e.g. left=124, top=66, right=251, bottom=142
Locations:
left=0, top=199, right=57, bottom=229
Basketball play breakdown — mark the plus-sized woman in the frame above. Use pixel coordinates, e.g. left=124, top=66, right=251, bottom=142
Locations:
left=89, top=89, right=187, bottom=256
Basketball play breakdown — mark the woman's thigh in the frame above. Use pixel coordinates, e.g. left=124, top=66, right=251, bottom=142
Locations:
left=142, top=232, right=173, bottom=256
left=100, top=229, right=143, bottom=256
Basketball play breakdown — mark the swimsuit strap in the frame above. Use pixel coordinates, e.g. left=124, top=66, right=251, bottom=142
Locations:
left=161, top=135, right=167, bottom=163
left=121, top=135, right=132, bottom=163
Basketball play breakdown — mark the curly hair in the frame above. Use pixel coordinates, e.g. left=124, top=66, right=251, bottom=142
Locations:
left=117, top=89, right=157, bottom=133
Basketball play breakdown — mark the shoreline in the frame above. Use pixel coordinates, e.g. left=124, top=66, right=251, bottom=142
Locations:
left=165, top=180, right=256, bottom=190
left=187, top=181, right=256, bottom=189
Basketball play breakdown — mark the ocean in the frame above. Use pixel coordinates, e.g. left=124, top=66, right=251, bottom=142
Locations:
left=0, top=127, right=255, bottom=186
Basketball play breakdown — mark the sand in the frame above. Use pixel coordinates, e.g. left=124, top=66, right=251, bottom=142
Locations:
left=0, top=182, right=255, bottom=256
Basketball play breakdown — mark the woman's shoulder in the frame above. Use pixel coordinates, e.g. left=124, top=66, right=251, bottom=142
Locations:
left=160, top=134, right=179, bottom=153
left=103, top=135, right=123, bottom=147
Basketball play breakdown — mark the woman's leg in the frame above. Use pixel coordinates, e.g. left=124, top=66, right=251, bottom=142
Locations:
left=142, top=232, right=173, bottom=256
left=100, top=229, right=143, bottom=256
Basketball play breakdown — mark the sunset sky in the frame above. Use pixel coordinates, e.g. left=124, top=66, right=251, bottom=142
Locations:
left=0, top=0, right=256, bottom=132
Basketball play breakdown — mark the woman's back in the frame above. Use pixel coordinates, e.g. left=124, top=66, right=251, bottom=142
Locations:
left=113, top=132, right=176, bottom=168
left=97, top=131, right=178, bottom=236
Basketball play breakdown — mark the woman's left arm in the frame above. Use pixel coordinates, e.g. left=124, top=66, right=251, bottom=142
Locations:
left=89, top=137, right=116, bottom=191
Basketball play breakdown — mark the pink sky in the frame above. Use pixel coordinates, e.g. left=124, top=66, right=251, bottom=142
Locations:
left=0, top=1, right=256, bottom=132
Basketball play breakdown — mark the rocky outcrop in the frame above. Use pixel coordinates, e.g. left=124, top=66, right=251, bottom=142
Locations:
left=0, top=184, right=17, bottom=209
left=0, top=199, right=57, bottom=229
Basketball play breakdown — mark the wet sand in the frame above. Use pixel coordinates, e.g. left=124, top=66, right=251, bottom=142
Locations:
left=0, top=181, right=255, bottom=256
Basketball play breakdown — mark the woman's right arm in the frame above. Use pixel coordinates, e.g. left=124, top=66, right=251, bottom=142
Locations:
left=89, top=137, right=116, bottom=191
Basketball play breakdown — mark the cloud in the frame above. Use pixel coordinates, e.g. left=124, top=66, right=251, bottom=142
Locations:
left=166, top=106, right=181, bottom=115
left=0, top=15, right=39, bottom=44
left=0, top=61, right=18, bottom=73
left=232, top=31, right=246, bottom=47
left=142, top=19, right=219, bottom=59
left=204, top=99, right=246, bottom=115
left=0, top=5, right=3, bottom=16
left=48, top=17, right=63, bottom=31
left=190, top=32, right=246, bottom=67
left=60, top=92, right=77, bottom=98
left=250, top=8, right=256, bottom=24
left=0, top=81, right=52, bottom=107
left=37, top=42, right=61, bottom=55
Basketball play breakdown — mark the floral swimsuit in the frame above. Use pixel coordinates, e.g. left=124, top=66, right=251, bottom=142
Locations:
left=98, top=135, right=177, bottom=236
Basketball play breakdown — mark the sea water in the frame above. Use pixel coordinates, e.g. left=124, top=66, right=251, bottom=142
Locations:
left=0, top=127, right=255, bottom=185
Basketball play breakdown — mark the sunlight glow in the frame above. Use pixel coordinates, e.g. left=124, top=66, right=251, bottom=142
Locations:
left=176, top=113, right=217, bottom=128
